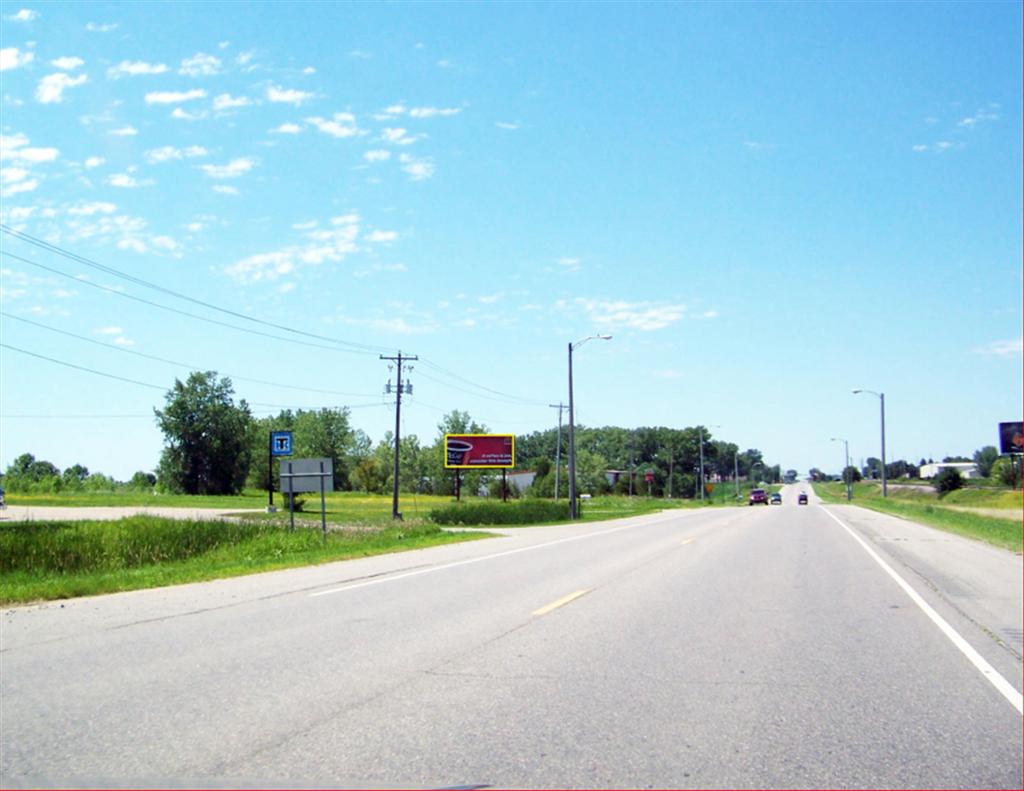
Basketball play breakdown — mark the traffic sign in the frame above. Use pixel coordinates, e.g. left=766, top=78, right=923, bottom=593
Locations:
left=271, top=431, right=293, bottom=456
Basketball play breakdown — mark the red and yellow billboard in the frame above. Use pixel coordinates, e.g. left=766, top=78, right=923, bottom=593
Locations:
left=444, top=434, right=515, bottom=469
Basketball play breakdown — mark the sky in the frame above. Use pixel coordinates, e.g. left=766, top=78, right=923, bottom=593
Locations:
left=1, top=1, right=1021, bottom=482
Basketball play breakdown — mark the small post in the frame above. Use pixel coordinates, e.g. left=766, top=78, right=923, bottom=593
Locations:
left=502, top=469, right=508, bottom=502
left=455, top=469, right=461, bottom=502
left=319, top=460, right=327, bottom=540
left=287, top=461, right=295, bottom=532
left=268, top=432, right=274, bottom=509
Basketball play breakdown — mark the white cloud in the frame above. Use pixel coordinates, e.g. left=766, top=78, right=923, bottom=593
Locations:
left=911, top=145, right=928, bottom=152
left=96, top=326, right=123, bottom=335
left=0, top=166, right=29, bottom=184
left=113, top=336, right=135, bottom=347
left=85, top=22, right=117, bottom=32
left=744, top=141, right=776, bottom=152
left=201, top=157, right=255, bottom=178
left=365, top=229, right=398, bottom=243
left=9, top=8, right=37, bottom=22
left=179, top=52, right=221, bottom=77
left=144, top=145, right=208, bottom=164
left=170, top=107, right=207, bottom=121
left=51, top=56, right=84, bottom=70
left=306, top=113, right=364, bottom=138
left=974, top=337, right=1023, bottom=357
left=213, top=93, right=251, bottom=111
left=36, top=72, right=88, bottom=103
left=225, top=251, right=294, bottom=282
left=557, top=257, right=581, bottom=272
left=349, top=50, right=372, bottom=60
left=145, top=89, right=207, bottom=104
left=958, top=107, right=999, bottom=128
left=571, top=298, right=687, bottom=331
left=399, top=153, right=434, bottom=180
left=108, top=125, right=138, bottom=136
left=68, top=201, right=117, bottom=216
left=83, top=156, right=105, bottom=168
left=107, top=60, right=168, bottom=78
left=408, top=106, right=461, bottom=119
left=236, top=50, right=256, bottom=66
left=267, top=85, right=314, bottom=106
left=692, top=309, right=718, bottom=320
left=302, top=66, right=315, bottom=75
left=0, top=47, right=34, bottom=71
left=292, top=220, right=318, bottom=230
left=363, top=149, right=390, bottom=162
left=270, top=122, right=301, bottom=134
left=478, top=293, right=502, bottom=304
left=495, top=121, right=520, bottom=131
left=224, top=213, right=361, bottom=283
left=381, top=127, right=422, bottom=146
left=0, top=177, right=37, bottom=198
left=0, top=136, right=59, bottom=163
left=212, top=185, right=239, bottom=195
left=108, top=173, right=151, bottom=188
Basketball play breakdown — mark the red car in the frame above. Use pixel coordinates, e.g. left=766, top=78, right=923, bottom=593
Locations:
left=748, top=488, right=768, bottom=505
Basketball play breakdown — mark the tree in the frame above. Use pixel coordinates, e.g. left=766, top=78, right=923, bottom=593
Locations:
left=843, top=465, right=862, bottom=484
left=155, top=371, right=253, bottom=495
left=933, top=467, right=964, bottom=495
left=991, top=456, right=1021, bottom=489
left=973, top=446, right=999, bottom=478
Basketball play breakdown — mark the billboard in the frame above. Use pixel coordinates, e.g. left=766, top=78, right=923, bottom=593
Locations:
left=445, top=434, right=515, bottom=469
left=999, top=422, right=1023, bottom=455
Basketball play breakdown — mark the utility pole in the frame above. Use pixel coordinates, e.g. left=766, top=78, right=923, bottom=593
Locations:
left=381, top=351, right=417, bottom=520
left=549, top=403, right=567, bottom=500
left=698, top=427, right=705, bottom=503
left=667, top=445, right=674, bottom=498
left=629, top=430, right=636, bottom=496
left=734, top=451, right=740, bottom=498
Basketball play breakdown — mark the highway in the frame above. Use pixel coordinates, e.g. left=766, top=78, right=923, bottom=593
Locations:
left=2, top=486, right=1021, bottom=788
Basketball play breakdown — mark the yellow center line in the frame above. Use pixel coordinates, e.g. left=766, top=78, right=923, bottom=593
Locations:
left=533, top=588, right=592, bottom=617
left=680, top=537, right=696, bottom=546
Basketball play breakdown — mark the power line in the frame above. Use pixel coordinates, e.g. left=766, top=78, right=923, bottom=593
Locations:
left=2, top=250, right=371, bottom=357
left=2, top=312, right=380, bottom=399
left=2, top=232, right=555, bottom=409
left=1, top=224, right=393, bottom=356
left=1, top=343, right=393, bottom=413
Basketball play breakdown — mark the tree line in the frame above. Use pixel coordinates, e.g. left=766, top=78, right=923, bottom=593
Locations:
left=1, top=371, right=782, bottom=497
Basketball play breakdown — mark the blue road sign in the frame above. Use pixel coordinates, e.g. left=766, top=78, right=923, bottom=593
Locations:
left=271, top=431, right=293, bottom=456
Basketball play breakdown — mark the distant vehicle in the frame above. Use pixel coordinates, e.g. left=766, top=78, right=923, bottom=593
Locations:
left=798, top=492, right=808, bottom=505
left=749, top=488, right=768, bottom=506
left=770, top=492, right=782, bottom=505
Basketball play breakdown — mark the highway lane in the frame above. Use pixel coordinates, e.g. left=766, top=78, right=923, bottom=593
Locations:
left=2, top=495, right=1021, bottom=788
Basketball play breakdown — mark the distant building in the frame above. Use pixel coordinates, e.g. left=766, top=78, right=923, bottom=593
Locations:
left=919, top=462, right=979, bottom=480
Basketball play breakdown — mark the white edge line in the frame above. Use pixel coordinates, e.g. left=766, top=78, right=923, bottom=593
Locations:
left=822, top=506, right=1023, bottom=715
left=309, top=513, right=680, bottom=598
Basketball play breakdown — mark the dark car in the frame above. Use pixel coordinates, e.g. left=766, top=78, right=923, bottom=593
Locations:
left=798, top=492, right=808, bottom=505
left=748, top=488, right=768, bottom=505
left=769, top=492, right=782, bottom=505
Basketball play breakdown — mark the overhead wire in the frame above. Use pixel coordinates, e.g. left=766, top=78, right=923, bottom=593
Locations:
left=2, top=312, right=381, bottom=399
left=1, top=224, right=393, bottom=355
left=2, top=229, right=557, bottom=410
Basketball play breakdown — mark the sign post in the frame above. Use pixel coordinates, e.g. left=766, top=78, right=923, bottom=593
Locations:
left=268, top=431, right=293, bottom=511
left=279, top=457, right=333, bottom=534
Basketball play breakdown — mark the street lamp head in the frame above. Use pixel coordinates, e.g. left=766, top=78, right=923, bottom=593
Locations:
left=597, top=334, right=612, bottom=341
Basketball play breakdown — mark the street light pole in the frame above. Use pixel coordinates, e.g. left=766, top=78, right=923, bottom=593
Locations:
left=697, top=424, right=720, bottom=504
left=568, top=334, right=612, bottom=519
left=853, top=389, right=887, bottom=497
left=831, top=436, right=851, bottom=501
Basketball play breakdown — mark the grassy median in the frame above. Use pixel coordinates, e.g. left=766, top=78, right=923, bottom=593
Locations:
left=0, top=516, right=489, bottom=604
left=813, top=482, right=1022, bottom=552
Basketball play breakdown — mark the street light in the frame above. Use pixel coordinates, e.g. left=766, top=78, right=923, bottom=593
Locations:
left=698, top=424, right=720, bottom=504
left=568, top=334, right=612, bottom=519
left=830, top=437, right=852, bottom=501
left=853, top=389, right=887, bottom=497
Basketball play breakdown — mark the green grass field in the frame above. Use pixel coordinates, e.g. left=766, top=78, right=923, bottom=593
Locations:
left=0, top=515, right=490, bottom=604
left=813, top=482, right=1022, bottom=552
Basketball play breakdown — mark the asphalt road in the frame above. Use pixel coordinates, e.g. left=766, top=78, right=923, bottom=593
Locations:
left=2, top=487, right=1021, bottom=789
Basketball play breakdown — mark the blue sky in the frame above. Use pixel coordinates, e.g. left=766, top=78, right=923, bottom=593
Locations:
left=1, top=1, right=1021, bottom=481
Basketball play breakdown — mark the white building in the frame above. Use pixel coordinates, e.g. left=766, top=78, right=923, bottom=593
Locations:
left=919, top=462, right=980, bottom=480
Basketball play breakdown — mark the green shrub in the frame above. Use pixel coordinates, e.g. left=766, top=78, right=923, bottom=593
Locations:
left=933, top=468, right=964, bottom=495
left=429, top=500, right=569, bottom=526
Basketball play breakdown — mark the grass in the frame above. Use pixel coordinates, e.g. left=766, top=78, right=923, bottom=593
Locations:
left=0, top=515, right=489, bottom=604
left=813, top=482, right=1022, bottom=552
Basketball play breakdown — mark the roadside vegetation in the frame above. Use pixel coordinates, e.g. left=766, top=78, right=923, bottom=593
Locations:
left=0, top=515, right=489, bottom=604
left=813, top=481, right=1022, bottom=552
